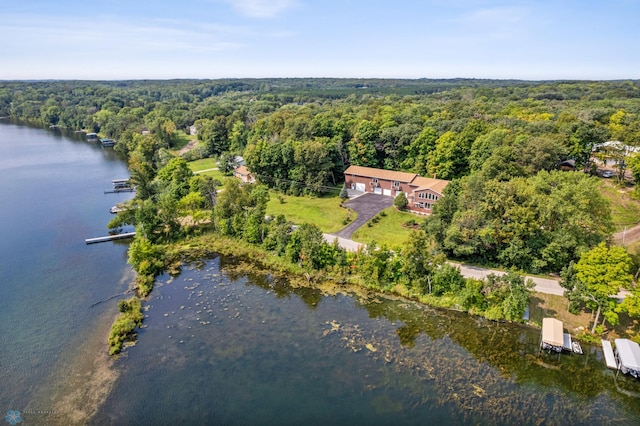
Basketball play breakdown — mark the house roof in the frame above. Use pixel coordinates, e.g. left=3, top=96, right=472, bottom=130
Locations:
left=542, top=318, right=564, bottom=348
left=344, top=165, right=418, bottom=183
left=235, top=165, right=250, bottom=175
left=411, top=176, right=450, bottom=195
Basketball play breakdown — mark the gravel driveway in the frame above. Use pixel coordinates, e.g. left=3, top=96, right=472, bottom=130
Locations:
left=334, top=193, right=394, bottom=239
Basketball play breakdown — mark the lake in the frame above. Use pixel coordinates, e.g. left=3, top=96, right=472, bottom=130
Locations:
left=0, top=121, right=133, bottom=424
left=1, top=122, right=640, bottom=425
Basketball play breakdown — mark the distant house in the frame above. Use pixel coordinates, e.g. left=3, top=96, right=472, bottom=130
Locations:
left=188, top=125, right=198, bottom=136
left=559, top=159, right=576, bottom=171
left=234, top=165, right=255, bottom=183
left=343, top=165, right=449, bottom=214
left=592, top=141, right=640, bottom=167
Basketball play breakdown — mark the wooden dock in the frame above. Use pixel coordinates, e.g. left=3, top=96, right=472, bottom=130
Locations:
left=104, top=187, right=135, bottom=194
left=602, top=340, right=618, bottom=369
left=85, top=232, right=136, bottom=244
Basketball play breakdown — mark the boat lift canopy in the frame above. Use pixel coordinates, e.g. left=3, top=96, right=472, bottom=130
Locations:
left=615, top=339, right=640, bottom=376
left=542, top=318, right=564, bottom=348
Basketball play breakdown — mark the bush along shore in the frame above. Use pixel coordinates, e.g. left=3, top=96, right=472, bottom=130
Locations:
left=108, top=297, right=144, bottom=355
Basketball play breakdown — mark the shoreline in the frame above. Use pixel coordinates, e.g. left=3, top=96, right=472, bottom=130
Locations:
left=26, top=267, right=136, bottom=425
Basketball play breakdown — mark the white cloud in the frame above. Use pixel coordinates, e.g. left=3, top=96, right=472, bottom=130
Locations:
left=465, top=6, right=525, bottom=25
left=0, top=14, right=253, bottom=55
left=224, top=0, right=297, bottom=18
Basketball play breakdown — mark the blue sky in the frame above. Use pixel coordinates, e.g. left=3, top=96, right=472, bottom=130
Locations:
left=1, top=0, right=639, bottom=80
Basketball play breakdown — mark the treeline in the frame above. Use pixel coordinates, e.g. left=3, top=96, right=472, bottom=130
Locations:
left=4, top=78, right=640, bottom=274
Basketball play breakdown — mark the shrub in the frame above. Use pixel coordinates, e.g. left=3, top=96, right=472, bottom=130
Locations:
left=339, top=185, right=349, bottom=200
left=109, top=297, right=144, bottom=355
left=394, top=193, right=408, bottom=211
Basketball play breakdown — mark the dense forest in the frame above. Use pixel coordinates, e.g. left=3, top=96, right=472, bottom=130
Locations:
left=4, top=78, right=640, bottom=344
left=4, top=78, right=640, bottom=269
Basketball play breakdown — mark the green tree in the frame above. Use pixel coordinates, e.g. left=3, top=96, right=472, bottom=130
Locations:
left=41, top=105, right=62, bottom=126
left=482, top=272, right=534, bottom=321
left=402, top=126, right=438, bottom=174
left=431, top=264, right=465, bottom=296
left=571, top=243, right=633, bottom=333
left=155, top=157, right=194, bottom=201
left=394, top=192, right=408, bottom=210
left=189, top=174, right=220, bottom=208
left=347, top=120, right=379, bottom=167
left=400, top=231, right=444, bottom=293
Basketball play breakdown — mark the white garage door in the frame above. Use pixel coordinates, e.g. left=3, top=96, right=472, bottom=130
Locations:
left=374, top=187, right=382, bottom=194
left=382, top=189, right=392, bottom=196
left=355, top=183, right=366, bottom=192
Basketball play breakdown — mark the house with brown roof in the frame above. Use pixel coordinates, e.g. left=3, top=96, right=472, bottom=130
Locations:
left=234, top=165, right=255, bottom=183
left=343, top=165, right=449, bottom=214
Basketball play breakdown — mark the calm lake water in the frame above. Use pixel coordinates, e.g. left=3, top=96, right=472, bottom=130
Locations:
left=2, top=122, right=640, bottom=425
left=0, top=121, right=133, bottom=424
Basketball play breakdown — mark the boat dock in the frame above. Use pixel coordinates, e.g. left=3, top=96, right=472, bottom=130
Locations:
left=540, top=318, right=564, bottom=353
left=85, top=232, right=136, bottom=244
left=602, top=340, right=618, bottom=369
left=104, top=178, right=134, bottom=193
left=104, top=187, right=134, bottom=194
left=100, top=138, right=115, bottom=147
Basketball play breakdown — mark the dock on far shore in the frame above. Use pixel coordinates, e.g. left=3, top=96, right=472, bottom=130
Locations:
left=105, top=178, right=134, bottom=193
left=85, top=232, right=136, bottom=245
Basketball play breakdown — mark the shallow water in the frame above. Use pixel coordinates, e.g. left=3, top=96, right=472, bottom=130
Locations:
left=95, top=257, right=640, bottom=425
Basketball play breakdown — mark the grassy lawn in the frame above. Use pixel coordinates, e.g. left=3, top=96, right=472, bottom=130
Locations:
left=266, top=193, right=350, bottom=234
left=599, top=181, right=640, bottom=231
left=351, top=207, right=418, bottom=248
left=528, top=293, right=590, bottom=331
left=188, top=158, right=219, bottom=172
left=197, top=169, right=228, bottom=181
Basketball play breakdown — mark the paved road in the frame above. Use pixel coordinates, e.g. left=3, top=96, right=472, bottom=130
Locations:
left=322, top=234, right=634, bottom=298
left=455, top=263, right=565, bottom=296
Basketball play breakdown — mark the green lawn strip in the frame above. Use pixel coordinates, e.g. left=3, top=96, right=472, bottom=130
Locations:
left=187, top=157, right=219, bottom=172
left=599, top=181, right=640, bottom=231
left=351, top=207, right=416, bottom=248
left=196, top=169, right=227, bottom=181
left=266, top=193, right=351, bottom=234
